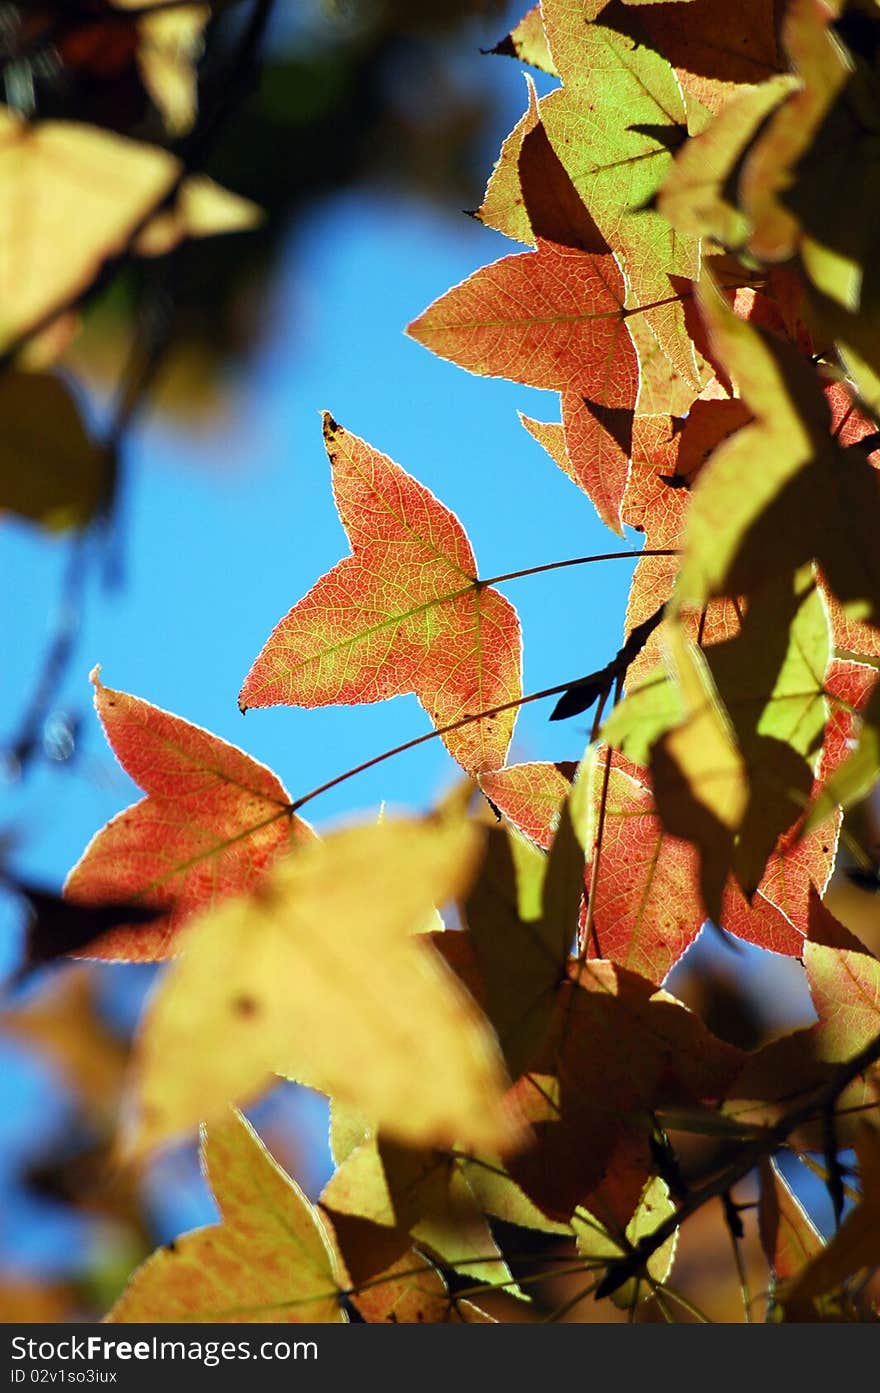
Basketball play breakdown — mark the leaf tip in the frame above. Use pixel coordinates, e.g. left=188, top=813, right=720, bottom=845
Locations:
left=89, top=663, right=103, bottom=690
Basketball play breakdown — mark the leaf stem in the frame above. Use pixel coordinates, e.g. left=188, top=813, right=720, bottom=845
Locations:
left=481, top=549, right=677, bottom=588
left=288, top=597, right=668, bottom=815
left=288, top=676, right=583, bottom=814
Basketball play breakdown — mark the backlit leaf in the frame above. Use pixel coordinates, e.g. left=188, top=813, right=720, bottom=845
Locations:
left=479, top=760, right=577, bottom=849
left=65, top=668, right=307, bottom=961
left=573, top=1174, right=677, bottom=1307
left=804, top=938, right=880, bottom=1064
left=409, top=114, right=639, bottom=533
left=507, top=962, right=743, bottom=1222
left=659, top=77, right=797, bottom=246
left=107, top=1110, right=343, bottom=1323
left=126, top=810, right=518, bottom=1157
left=460, top=798, right=584, bottom=1077
left=758, top=1158, right=823, bottom=1285
left=320, top=1136, right=513, bottom=1292
left=578, top=750, right=821, bottom=983
left=619, top=0, right=784, bottom=114
left=239, top=417, right=522, bottom=774
left=480, top=0, right=700, bottom=384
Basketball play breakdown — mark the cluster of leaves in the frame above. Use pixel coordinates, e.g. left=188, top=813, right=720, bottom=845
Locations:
left=6, top=0, right=880, bottom=1324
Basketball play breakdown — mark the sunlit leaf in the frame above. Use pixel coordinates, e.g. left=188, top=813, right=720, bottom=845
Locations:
left=410, top=112, right=639, bottom=533
left=488, top=5, right=558, bottom=75
left=239, top=416, right=522, bottom=774
left=506, top=961, right=743, bottom=1222
left=758, top=1158, right=824, bottom=1288
left=479, top=760, right=577, bottom=849
left=126, top=810, right=519, bottom=1157
left=577, top=750, right=821, bottom=983
left=107, top=1110, right=344, bottom=1323
left=460, top=799, right=584, bottom=1077
left=618, top=0, right=783, bottom=114
left=659, top=77, right=796, bottom=247
left=65, top=667, right=307, bottom=961
left=804, top=938, right=880, bottom=1064
left=321, top=1136, right=514, bottom=1292
left=674, top=277, right=880, bottom=629
left=480, top=0, right=700, bottom=385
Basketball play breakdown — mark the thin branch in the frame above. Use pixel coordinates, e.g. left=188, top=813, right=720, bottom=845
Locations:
left=287, top=603, right=669, bottom=815
left=287, top=675, right=590, bottom=814
left=595, top=1027, right=880, bottom=1300
left=482, top=550, right=677, bottom=588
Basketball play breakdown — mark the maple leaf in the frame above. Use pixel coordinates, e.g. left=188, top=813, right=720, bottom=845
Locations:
left=609, top=566, right=831, bottom=900
left=739, top=0, right=867, bottom=300
left=460, top=805, right=584, bottom=1079
left=478, top=0, right=700, bottom=387
left=577, top=749, right=826, bottom=984
left=107, top=1110, right=344, bottom=1323
left=240, top=416, right=521, bottom=774
left=64, top=668, right=307, bottom=961
left=409, top=112, right=639, bottom=533
left=805, top=678, right=880, bottom=832
left=804, top=937, right=880, bottom=1066
left=0, top=107, right=259, bottom=355
left=620, top=403, right=748, bottom=685
left=650, top=622, right=748, bottom=917
left=458, top=1153, right=572, bottom=1236
left=125, top=809, right=519, bottom=1157
left=573, top=1175, right=677, bottom=1310
left=658, top=76, right=797, bottom=248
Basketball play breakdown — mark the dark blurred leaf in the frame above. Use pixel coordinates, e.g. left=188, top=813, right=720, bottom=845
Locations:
left=0, top=371, right=111, bottom=530
left=8, top=877, right=161, bottom=971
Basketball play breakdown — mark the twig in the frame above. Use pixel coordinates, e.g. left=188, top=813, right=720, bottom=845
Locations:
left=595, top=1026, right=880, bottom=1299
